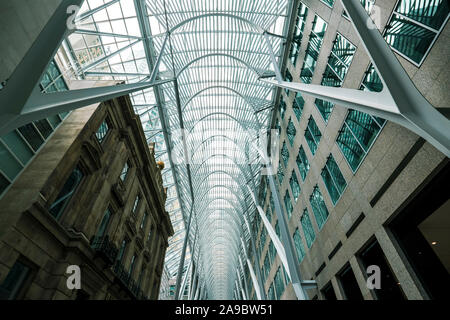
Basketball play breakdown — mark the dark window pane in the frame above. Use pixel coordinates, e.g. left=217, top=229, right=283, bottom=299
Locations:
left=0, top=261, right=30, bottom=299
left=48, top=166, right=84, bottom=219
left=33, top=119, right=53, bottom=139
left=0, top=172, right=10, bottom=196
left=17, top=124, right=44, bottom=152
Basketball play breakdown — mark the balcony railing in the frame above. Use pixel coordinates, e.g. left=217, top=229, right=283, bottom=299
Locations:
left=91, top=235, right=118, bottom=266
left=113, top=261, right=148, bottom=300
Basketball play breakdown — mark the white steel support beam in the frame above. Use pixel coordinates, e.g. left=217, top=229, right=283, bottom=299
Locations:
left=74, top=0, right=120, bottom=22
left=242, top=214, right=267, bottom=300
left=80, top=40, right=141, bottom=73
left=236, top=269, right=248, bottom=300
left=174, top=204, right=194, bottom=300
left=264, top=166, right=309, bottom=300
left=74, top=29, right=142, bottom=40
left=194, top=280, right=201, bottom=300
left=134, top=0, right=197, bottom=297
left=238, top=255, right=250, bottom=300
left=247, top=186, right=288, bottom=273
left=0, top=0, right=170, bottom=135
left=240, top=237, right=262, bottom=300
left=178, top=258, right=192, bottom=300
left=262, top=0, right=450, bottom=157
left=188, top=264, right=198, bottom=300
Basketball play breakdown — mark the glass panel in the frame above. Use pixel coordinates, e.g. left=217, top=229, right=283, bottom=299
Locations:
left=33, top=119, right=53, bottom=139
left=321, top=0, right=335, bottom=7
left=293, top=92, right=304, bottom=121
left=289, top=171, right=301, bottom=202
left=285, top=70, right=293, bottom=95
left=284, top=191, right=293, bottom=219
left=286, top=118, right=296, bottom=146
left=128, top=255, right=136, bottom=275
left=293, top=228, right=305, bottom=263
left=0, top=173, right=10, bottom=196
left=336, top=124, right=365, bottom=171
left=17, top=124, right=44, bottom=152
left=117, top=240, right=127, bottom=262
left=279, top=96, right=287, bottom=120
left=305, top=117, right=321, bottom=155
left=315, top=98, right=335, bottom=122
left=48, top=165, right=84, bottom=219
left=96, top=207, right=112, bottom=238
left=301, top=209, right=316, bottom=248
left=96, top=120, right=110, bottom=143
left=309, top=186, right=330, bottom=229
left=296, top=145, right=310, bottom=181
left=321, top=154, right=347, bottom=204
left=132, top=195, right=140, bottom=214
left=277, top=161, right=285, bottom=184
left=47, top=115, right=62, bottom=129
left=385, top=15, right=436, bottom=64
left=394, top=0, right=449, bottom=30
left=280, top=141, right=289, bottom=167
left=290, top=2, right=308, bottom=65
left=0, top=261, right=30, bottom=299
left=120, top=161, right=129, bottom=181
left=316, top=33, right=355, bottom=122
left=1, top=131, right=34, bottom=165
left=274, top=267, right=285, bottom=299
left=0, top=143, right=23, bottom=180
left=141, top=211, right=148, bottom=229
left=361, top=64, right=383, bottom=92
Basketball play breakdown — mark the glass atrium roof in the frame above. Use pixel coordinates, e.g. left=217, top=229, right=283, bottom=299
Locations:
left=65, top=0, right=289, bottom=299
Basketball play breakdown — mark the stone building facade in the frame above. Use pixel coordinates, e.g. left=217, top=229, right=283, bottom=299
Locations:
left=249, top=0, right=449, bottom=300
left=0, top=94, right=174, bottom=300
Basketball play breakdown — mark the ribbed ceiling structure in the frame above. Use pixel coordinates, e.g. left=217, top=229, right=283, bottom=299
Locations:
left=65, top=0, right=289, bottom=299
left=147, top=0, right=288, bottom=299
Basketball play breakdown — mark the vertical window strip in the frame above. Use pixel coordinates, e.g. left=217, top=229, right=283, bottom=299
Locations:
left=120, top=161, right=129, bottom=181
left=284, top=191, right=293, bottom=219
left=321, top=154, right=347, bottom=204
left=290, top=2, right=308, bottom=65
left=277, top=161, right=285, bottom=184
left=336, top=62, right=387, bottom=173
left=305, top=116, right=322, bottom=155
left=141, top=211, right=148, bottom=229
left=274, top=267, right=285, bottom=299
left=281, top=141, right=289, bottom=167
left=300, top=15, right=328, bottom=83
left=96, top=120, right=110, bottom=143
left=301, top=209, right=316, bottom=248
left=293, top=92, right=305, bottom=121
left=296, top=145, right=310, bottom=180
left=132, top=195, right=140, bottom=214
left=48, top=165, right=84, bottom=220
left=286, top=118, right=296, bottom=146
left=293, top=228, right=306, bottom=263
left=285, top=70, right=293, bottom=95
left=337, top=111, right=385, bottom=172
left=280, top=96, right=287, bottom=120
left=289, top=171, right=301, bottom=202
left=315, top=33, right=356, bottom=122
left=309, top=186, right=330, bottom=230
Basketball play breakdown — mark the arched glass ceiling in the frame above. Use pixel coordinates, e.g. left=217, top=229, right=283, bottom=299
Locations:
left=65, top=0, right=289, bottom=299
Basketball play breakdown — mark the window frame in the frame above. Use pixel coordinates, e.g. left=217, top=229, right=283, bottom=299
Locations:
left=383, top=0, right=450, bottom=67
